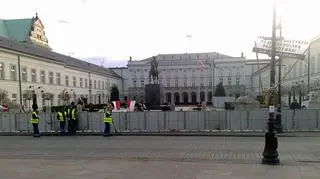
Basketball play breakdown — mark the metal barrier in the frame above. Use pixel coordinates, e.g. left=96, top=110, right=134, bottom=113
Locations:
left=0, top=109, right=319, bottom=133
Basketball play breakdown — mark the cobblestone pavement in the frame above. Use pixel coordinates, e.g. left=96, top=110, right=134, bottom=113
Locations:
left=0, top=136, right=320, bottom=178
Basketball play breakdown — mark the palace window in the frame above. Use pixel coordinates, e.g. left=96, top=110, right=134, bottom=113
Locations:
left=40, top=70, right=45, bottom=84
left=133, top=80, right=137, bottom=87
left=219, top=77, right=223, bottom=84
left=73, top=77, right=76, bottom=87
left=65, top=76, right=69, bottom=86
left=80, top=78, right=83, bottom=88
left=48, top=72, right=53, bottom=84
left=12, top=93, right=17, bottom=102
left=0, top=62, right=4, bottom=80
left=98, top=80, right=101, bottom=89
left=56, top=73, right=61, bottom=85
left=31, top=69, right=36, bottom=82
left=94, top=80, right=96, bottom=89
left=22, top=67, right=27, bottom=82
left=85, top=78, right=88, bottom=88
left=227, top=77, right=232, bottom=85
left=236, top=77, right=240, bottom=86
left=175, top=79, right=178, bottom=87
left=10, top=65, right=17, bottom=81
left=140, top=80, right=144, bottom=87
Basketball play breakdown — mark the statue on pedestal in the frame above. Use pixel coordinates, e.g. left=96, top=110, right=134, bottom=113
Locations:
left=148, top=56, right=159, bottom=84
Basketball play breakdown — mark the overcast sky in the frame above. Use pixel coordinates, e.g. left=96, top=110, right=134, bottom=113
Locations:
left=1, top=0, right=319, bottom=67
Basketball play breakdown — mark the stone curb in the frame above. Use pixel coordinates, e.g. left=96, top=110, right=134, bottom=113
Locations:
left=0, top=131, right=319, bottom=137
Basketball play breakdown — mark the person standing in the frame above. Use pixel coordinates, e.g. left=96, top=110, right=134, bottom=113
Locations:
left=69, top=102, right=78, bottom=135
left=103, top=108, right=112, bottom=137
left=57, top=108, right=66, bottom=135
left=30, top=104, right=40, bottom=137
left=65, top=105, right=72, bottom=134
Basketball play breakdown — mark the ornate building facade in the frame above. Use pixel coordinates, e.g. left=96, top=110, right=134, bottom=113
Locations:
left=112, top=53, right=269, bottom=105
left=0, top=14, right=122, bottom=110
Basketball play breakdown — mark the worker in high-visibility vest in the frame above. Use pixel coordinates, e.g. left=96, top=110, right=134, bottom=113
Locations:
left=30, top=104, right=40, bottom=137
left=64, top=105, right=71, bottom=134
left=57, top=108, right=66, bottom=135
left=68, top=102, right=77, bottom=135
left=103, top=109, right=112, bottom=137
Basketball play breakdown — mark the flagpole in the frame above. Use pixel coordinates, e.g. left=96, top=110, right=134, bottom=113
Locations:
left=212, top=57, right=215, bottom=98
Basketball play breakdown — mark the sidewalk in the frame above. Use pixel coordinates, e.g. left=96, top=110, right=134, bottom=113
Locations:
left=1, top=130, right=320, bottom=137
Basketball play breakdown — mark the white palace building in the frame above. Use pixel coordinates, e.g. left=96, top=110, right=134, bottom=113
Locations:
left=0, top=14, right=273, bottom=109
left=0, top=14, right=122, bottom=110
left=112, top=53, right=269, bottom=105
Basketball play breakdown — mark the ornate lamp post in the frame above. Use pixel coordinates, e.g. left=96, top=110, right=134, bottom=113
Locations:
left=262, top=0, right=280, bottom=165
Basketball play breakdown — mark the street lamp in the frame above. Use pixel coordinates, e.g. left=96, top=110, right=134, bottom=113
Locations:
left=275, top=20, right=283, bottom=133
left=262, top=0, right=280, bottom=165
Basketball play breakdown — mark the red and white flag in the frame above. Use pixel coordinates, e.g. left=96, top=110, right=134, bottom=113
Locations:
left=112, top=101, right=120, bottom=110
left=198, top=56, right=205, bottom=72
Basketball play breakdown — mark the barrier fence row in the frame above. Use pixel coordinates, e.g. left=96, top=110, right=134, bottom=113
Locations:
left=0, top=110, right=319, bottom=133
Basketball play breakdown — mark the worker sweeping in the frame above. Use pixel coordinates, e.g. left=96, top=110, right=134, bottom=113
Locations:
left=103, top=108, right=113, bottom=137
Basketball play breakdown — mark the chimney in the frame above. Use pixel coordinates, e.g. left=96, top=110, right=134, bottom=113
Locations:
left=129, top=56, right=132, bottom=61
left=241, top=52, right=244, bottom=58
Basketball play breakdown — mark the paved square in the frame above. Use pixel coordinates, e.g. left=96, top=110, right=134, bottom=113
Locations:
left=0, top=136, right=319, bottom=178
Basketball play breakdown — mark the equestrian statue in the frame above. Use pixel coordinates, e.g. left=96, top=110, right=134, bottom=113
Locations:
left=148, top=56, right=159, bottom=84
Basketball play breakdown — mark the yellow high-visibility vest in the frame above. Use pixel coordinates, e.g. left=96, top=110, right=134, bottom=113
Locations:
left=57, top=111, right=64, bottom=121
left=104, top=117, right=112, bottom=123
left=30, top=111, right=39, bottom=124
left=69, top=108, right=76, bottom=120
left=104, top=111, right=112, bottom=123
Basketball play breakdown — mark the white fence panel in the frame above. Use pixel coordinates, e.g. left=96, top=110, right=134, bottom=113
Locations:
left=249, top=110, right=268, bottom=131
left=228, top=111, right=247, bottom=131
left=218, top=111, right=228, bottom=130
left=146, top=112, right=160, bottom=131
left=206, top=111, right=220, bottom=130
left=0, top=113, right=15, bottom=132
left=185, top=112, right=200, bottom=131
left=167, top=112, right=183, bottom=131
left=127, top=112, right=140, bottom=131
left=282, top=110, right=294, bottom=130
left=295, top=110, right=318, bottom=131
left=158, top=112, right=167, bottom=131
left=88, top=112, right=103, bottom=132
left=15, top=113, right=30, bottom=132
left=198, top=111, right=206, bottom=130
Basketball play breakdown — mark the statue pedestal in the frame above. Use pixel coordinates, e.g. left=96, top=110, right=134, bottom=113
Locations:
left=145, top=84, right=164, bottom=110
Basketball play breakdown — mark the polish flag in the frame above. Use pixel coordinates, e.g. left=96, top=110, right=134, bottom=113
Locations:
left=198, top=56, right=205, bottom=72
left=112, top=101, right=120, bottom=110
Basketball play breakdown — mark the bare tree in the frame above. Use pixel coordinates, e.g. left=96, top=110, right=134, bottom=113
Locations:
left=0, top=89, right=8, bottom=104
left=58, top=91, right=71, bottom=105
left=23, top=90, right=33, bottom=111
left=42, top=92, right=54, bottom=106
left=0, top=89, right=21, bottom=112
